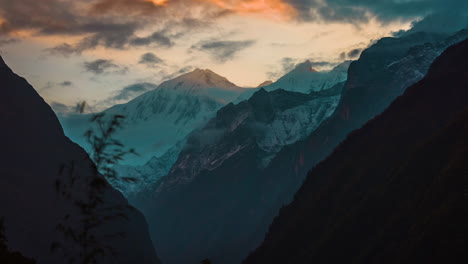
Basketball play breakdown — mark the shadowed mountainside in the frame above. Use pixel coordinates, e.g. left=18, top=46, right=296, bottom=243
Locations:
left=0, top=56, right=160, bottom=263
left=244, top=38, right=468, bottom=264
left=134, top=84, right=344, bottom=264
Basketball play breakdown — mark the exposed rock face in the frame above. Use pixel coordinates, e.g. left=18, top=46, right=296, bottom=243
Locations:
left=0, top=57, right=160, bottom=264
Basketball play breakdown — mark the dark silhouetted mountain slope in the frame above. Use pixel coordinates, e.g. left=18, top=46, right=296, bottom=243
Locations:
left=0, top=56, right=160, bottom=263
left=244, top=38, right=468, bottom=264
left=252, top=31, right=468, bottom=239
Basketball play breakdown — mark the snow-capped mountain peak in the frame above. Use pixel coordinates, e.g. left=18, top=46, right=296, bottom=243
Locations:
left=162, top=68, right=242, bottom=92
left=271, top=60, right=350, bottom=94
left=257, top=80, right=274, bottom=88
left=61, top=67, right=245, bottom=166
left=290, top=60, right=318, bottom=73
left=235, top=60, right=351, bottom=103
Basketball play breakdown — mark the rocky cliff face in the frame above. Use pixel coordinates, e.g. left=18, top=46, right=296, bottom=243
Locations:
left=160, top=84, right=343, bottom=191
left=244, top=37, right=468, bottom=264
left=0, top=56, right=160, bottom=264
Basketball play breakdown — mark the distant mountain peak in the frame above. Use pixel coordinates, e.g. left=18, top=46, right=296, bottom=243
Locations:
left=187, top=68, right=225, bottom=80
left=257, top=80, right=273, bottom=88
left=172, top=68, right=241, bottom=91
left=293, top=60, right=315, bottom=73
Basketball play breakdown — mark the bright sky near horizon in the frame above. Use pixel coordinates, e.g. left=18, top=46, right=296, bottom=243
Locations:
left=0, top=0, right=466, bottom=110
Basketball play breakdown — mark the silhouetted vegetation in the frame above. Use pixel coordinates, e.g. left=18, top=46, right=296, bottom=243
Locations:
left=52, top=113, right=138, bottom=264
left=85, top=113, right=138, bottom=186
left=76, top=101, right=87, bottom=114
left=0, top=218, right=36, bottom=264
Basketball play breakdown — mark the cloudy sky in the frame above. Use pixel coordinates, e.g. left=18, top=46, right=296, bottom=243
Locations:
left=0, top=0, right=466, bottom=110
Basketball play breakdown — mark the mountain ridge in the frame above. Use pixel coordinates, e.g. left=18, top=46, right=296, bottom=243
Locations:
left=235, top=60, right=350, bottom=103
left=244, top=37, right=468, bottom=264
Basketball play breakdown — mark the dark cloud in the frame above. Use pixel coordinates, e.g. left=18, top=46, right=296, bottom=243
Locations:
left=46, top=23, right=140, bottom=55
left=339, top=52, right=346, bottom=60
left=83, top=59, right=128, bottom=75
left=0, top=0, right=225, bottom=55
left=339, top=47, right=366, bottom=60
left=347, top=49, right=362, bottom=59
left=280, top=57, right=297, bottom=72
left=131, top=31, right=174, bottom=47
left=44, top=16, right=214, bottom=55
left=59, top=81, right=73, bottom=86
left=284, top=0, right=468, bottom=25
left=72, top=23, right=138, bottom=50
left=267, top=57, right=297, bottom=79
left=139, top=52, right=164, bottom=68
left=0, top=37, right=18, bottom=46
left=177, top=66, right=195, bottom=74
left=2, top=0, right=466, bottom=57
left=98, top=82, right=158, bottom=108
left=160, top=66, right=196, bottom=81
left=278, top=58, right=333, bottom=71
left=110, top=82, right=157, bottom=101
left=46, top=27, right=176, bottom=56
left=192, top=39, right=256, bottom=62
left=47, top=43, right=78, bottom=56
left=268, top=57, right=337, bottom=79
left=0, top=0, right=76, bottom=35
left=402, top=12, right=468, bottom=35
left=39, top=81, right=73, bottom=92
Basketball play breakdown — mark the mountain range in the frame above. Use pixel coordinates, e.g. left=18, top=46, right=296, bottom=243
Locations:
left=31, top=27, right=468, bottom=264
left=244, top=37, right=468, bottom=264
left=60, top=57, right=350, bottom=197
left=59, top=68, right=244, bottom=166
left=234, top=60, right=350, bottom=103
left=129, top=30, right=468, bottom=264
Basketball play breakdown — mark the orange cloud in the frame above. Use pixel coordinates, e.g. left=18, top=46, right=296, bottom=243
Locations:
left=92, top=0, right=295, bottom=21
left=143, top=0, right=296, bottom=20
left=204, top=0, right=296, bottom=20
left=146, top=0, right=168, bottom=6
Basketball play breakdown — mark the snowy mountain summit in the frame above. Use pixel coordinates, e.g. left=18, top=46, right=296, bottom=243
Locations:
left=176, top=68, right=241, bottom=89
left=61, top=68, right=244, bottom=166
left=235, top=60, right=350, bottom=102
left=268, top=60, right=350, bottom=93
